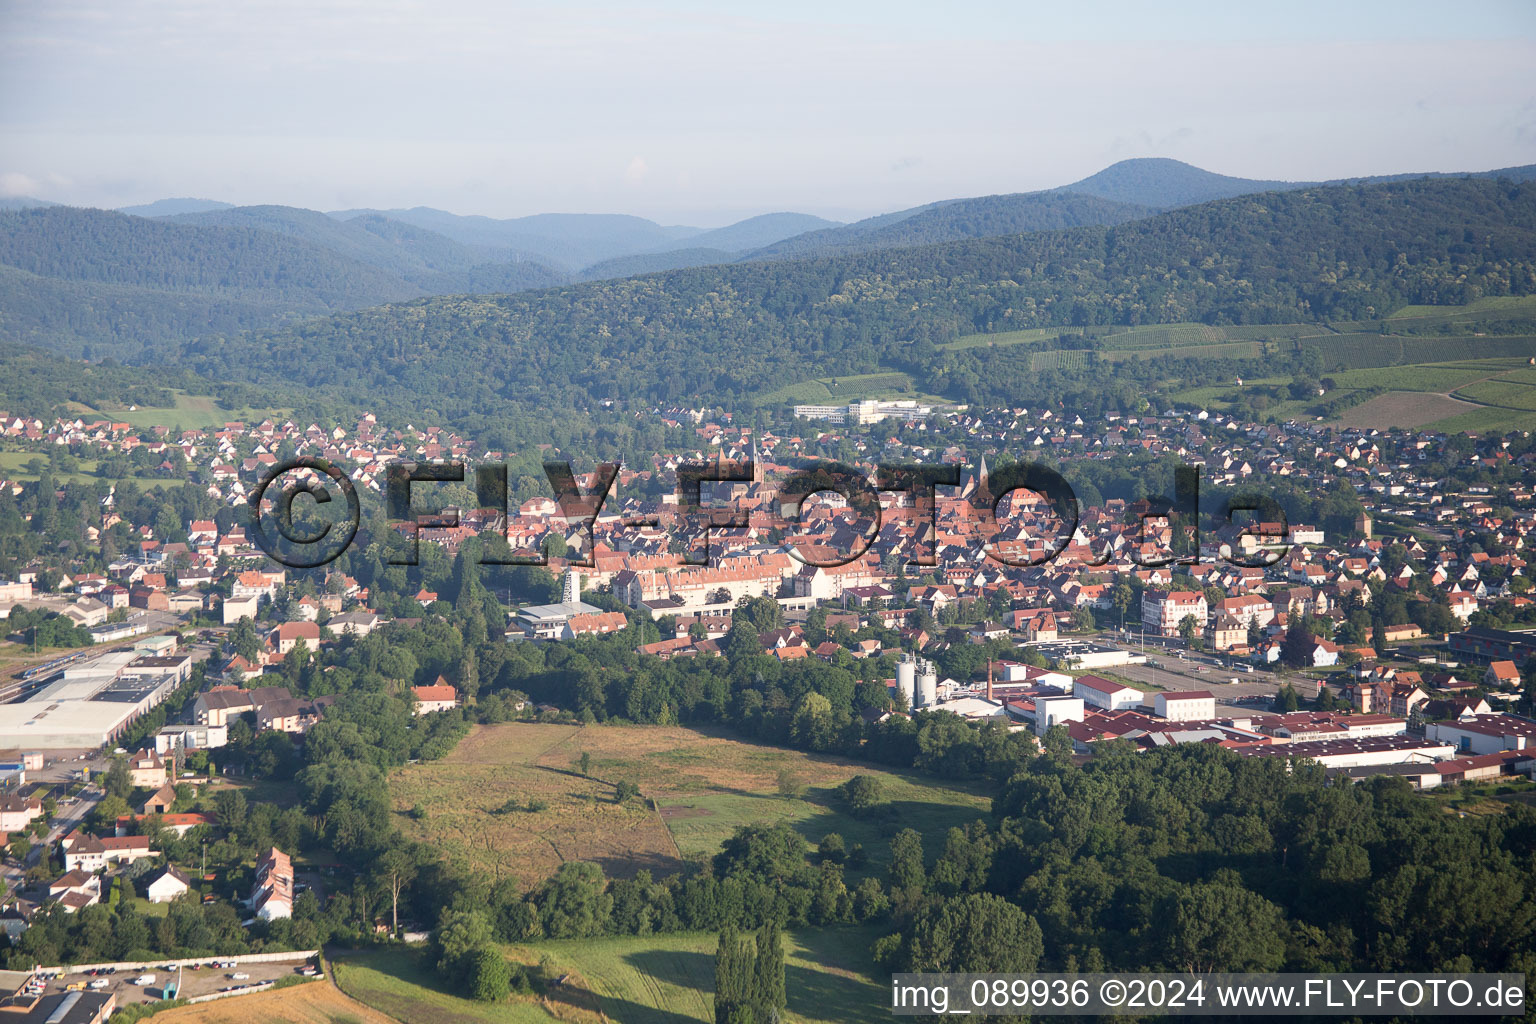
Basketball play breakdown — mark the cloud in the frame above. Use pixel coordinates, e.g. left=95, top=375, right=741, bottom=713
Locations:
left=0, top=172, right=39, bottom=197
left=890, top=156, right=921, bottom=173
left=623, top=156, right=648, bottom=185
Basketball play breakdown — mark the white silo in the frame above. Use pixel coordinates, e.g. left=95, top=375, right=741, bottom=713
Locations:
left=916, top=664, right=938, bottom=708
left=897, top=657, right=917, bottom=707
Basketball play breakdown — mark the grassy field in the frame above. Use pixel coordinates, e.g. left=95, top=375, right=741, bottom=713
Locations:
left=525, top=723, right=991, bottom=869
left=1333, top=391, right=1481, bottom=430
left=331, top=950, right=551, bottom=1024
left=1166, top=357, right=1536, bottom=434
left=757, top=370, right=950, bottom=409
left=63, top=389, right=291, bottom=430
left=389, top=723, right=991, bottom=889
left=0, top=448, right=194, bottom=488
left=331, top=928, right=891, bottom=1024
left=1453, top=379, right=1536, bottom=410
left=387, top=723, right=682, bottom=891
left=148, top=977, right=396, bottom=1024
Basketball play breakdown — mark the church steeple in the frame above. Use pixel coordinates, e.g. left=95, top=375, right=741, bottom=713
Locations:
left=750, top=435, right=764, bottom=484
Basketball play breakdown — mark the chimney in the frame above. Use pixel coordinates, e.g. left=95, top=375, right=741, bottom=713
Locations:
left=986, top=658, right=994, bottom=702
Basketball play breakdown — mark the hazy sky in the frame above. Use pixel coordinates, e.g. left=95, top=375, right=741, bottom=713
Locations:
left=2, top=0, right=1534, bottom=225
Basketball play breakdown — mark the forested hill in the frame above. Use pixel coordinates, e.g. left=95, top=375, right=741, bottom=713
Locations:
left=1061, top=158, right=1304, bottom=208
left=0, top=206, right=564, bottom=360
left=180, top=177, right=1536, bottom=427
left=740, top=191, right=1153, bottom=262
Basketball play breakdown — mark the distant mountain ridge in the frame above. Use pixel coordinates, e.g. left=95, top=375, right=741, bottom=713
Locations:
left=1060, top=158, right=1303, bottom=208
left=118, top=197, right=235, bottom=217
left=0, top=205, right=561, bottom=361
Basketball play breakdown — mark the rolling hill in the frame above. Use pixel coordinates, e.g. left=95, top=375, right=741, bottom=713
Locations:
left=177, top=178, right=1536, bottom=433
left=0, top=205, right=562, bottom=360
left=743, top=190, right=1154, bottom=261
left=1061, top=158, right=1304, bottom=208
left=118, top=197, right=234, bottom=217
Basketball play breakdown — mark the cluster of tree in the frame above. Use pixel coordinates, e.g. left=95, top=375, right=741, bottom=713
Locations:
left=2, top=604, right=91, bottom=647
left=712, top=924, right=786, bottom=1024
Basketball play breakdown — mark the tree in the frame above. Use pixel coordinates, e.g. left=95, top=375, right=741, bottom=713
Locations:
left=1178, top=613, right=1199, bottom=645
left=840, top=775, right=884, bottom=815
left=578, top=751, right=592, bottom=777
left=230, top=617, right=261, bottom=663
left=751, top=924, right=786, bottom=1014
left=1272, top=684, right=1300, bottom=713
left=103, top=757, right=132, bottom=799
left=714, top=927, right=750, bottom=1024
left=375, top=844, right=419, bottom=938
left=1163, top=883, right=1286, bottom=973
left=888, top=828, right=925, bottom=894
left=898, top=894, right=1044, bottom=973
left=1281, top=624, right=1315, bottom=669
left=465, top=947, right=513, bottom=1002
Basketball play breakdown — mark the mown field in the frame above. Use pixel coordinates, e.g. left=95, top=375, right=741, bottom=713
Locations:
left=756, top=370, right=946, bottom=408
left=331, top=928, right=890, bottom=1024
left=389, top=722, right=991, bottom=888
left=148, top=977, right=396, bottom=1024
left=63, top=389, right=291, bottom=430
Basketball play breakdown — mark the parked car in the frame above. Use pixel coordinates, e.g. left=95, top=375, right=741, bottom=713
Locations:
left=88, top=979, right=110, bottom=991
left=230, top=973, right=250, bottom=980
left=64, top=983, right=85, bottom=992
left=132, top=975, right=154, bottom=986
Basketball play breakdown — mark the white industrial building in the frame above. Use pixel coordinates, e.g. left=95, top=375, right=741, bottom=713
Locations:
left=1154, top=690, right=1217, bottom=721
left=1073, top=675, right=1144, bottom=711
left=0, top=650, right=183, bottom=749
left=1034, top=695, right=1085, bottom=737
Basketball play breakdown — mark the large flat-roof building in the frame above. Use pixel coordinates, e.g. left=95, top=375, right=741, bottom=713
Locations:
left=0, top=650, right=182, bottom=749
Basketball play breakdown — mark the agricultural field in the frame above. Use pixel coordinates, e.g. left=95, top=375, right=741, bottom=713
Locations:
left=388, top=722, right=991, bottom=888
left=1099, top=340, right=1262, bottom=363
left=331, top=928, right=890, bottom=1024
left=943, top=326, right=1078, bottom=350
left=1169, top=358, right=1536, bottom=434
left=148, top=977, right=397, bottom=1024
left=1028, top=350, right=1087, bottom=371
left=1452, top=379, right=1536, bottom=411
left=1332, top=391, right=1480, bottom=430
left=1384, top=295, right=1536, bottom=323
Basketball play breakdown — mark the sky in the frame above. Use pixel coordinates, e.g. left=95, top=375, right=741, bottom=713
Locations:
left=1, top=0, right=1534, bottom=225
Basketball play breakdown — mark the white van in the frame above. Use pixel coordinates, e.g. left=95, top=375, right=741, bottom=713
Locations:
left=132, top=975, right=154, bottom=986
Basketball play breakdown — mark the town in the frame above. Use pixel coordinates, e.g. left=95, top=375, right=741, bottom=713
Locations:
left=0, top=389, right=1532, bottom=1021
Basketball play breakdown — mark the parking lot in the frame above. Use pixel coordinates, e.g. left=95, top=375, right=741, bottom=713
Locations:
left=41, top=955, right=321, bottom=1005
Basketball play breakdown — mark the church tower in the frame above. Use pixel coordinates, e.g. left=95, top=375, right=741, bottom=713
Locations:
left=750, top=436, right=765, bottom=484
